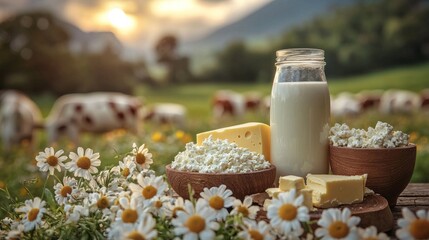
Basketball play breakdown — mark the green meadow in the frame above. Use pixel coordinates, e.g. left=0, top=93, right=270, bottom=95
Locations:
left=1, top=62, right=429, bottom=204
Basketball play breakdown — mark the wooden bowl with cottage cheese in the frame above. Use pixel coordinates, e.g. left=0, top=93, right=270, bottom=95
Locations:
left=165, top=164, right=276, bottom=200
left=329, top=144, right=416, bottom=207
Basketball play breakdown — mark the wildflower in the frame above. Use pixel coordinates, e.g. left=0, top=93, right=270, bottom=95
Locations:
left=151, top=131, right=165, bottom=142
left=119, top=155, right=137, bottom=179
left=175, top=130, right=192, bottom=144
left=172, top=198, right=219, bottom=240
left=132, top=143, right=153, bottom=170
left=144, top=195, right=170, bottom=217
left=396, top=208, right=429, bottom=240
left=128, top=174, right=167, bottom=202
left=116, top=197, right=142, bottom=225
left=54, top=176, right=78, bottom=205
left=66, top=147, right=101, bottom=180
left=122, top=213, right=158, bottom=240
left=165, top=197, right=187, bottom=219
left=200, top=184, right=235, bottom=221
left=315, top=208, right=360, bottom=240
left=15, top=197, right=46, bottom=232
left=65, top=204, right=89, bottom=224
left=230, top=196, right=260, bottom=223
left=35, top=147, right=67, bottom=175
left=238, top=220, right=275, bottom=240
left=358, top=226, right=389, bottom=240
left=88, top=188, right=116, bottom=217
left=267, top=189, right=309, bottom=237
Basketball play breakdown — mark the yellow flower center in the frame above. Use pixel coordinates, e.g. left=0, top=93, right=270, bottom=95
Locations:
left=237, top=205, right=249, bottom=217
left=46, top=155, right=58, bottom=166
left=97, top=197, right=109, bottom=209
left=248, top=229, right=263, bottom=240
left=60, top=185, right=72, bottom=197
left=328, top=221, right=350, bottom=239
left=155, top=200, right=163, bottom=208
left=409, top=219, right=429, bottom=239
left=127, top=231, right=145, bottom=240
left=278, top=203, right=297, bottom=221
left=28, top=208, right=39, bottom=222
left=122, top=167, right=130, bottom=177
left=76, top=156, right=91, bottom=170
left=209, top=196, right=224, bottom=210
left=173, top=206, right=185, bottom=218
left=142, top=185, right=157, bottom=199
left=135, top=153, right=146, bottom=164
left=185, top=215, right=205, bottom=233
left=122, top=209, right=138, bottom=223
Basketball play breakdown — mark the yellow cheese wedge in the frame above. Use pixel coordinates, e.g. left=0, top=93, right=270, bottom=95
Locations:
left=306, top=174, right=367, bottom=208
left=196, top=122, right=271, bottom=161
left=279, top=175, right=305, bottom=191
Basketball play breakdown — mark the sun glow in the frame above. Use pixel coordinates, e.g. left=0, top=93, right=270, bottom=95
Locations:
left=106, top=7, right=136, bottom=32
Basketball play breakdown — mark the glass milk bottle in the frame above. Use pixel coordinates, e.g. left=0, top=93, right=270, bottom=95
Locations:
left=270, top=48, right=330, bottom=178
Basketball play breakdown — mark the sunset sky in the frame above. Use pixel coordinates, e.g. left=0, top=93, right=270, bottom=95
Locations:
left=0, top=0, right=272, bottom=59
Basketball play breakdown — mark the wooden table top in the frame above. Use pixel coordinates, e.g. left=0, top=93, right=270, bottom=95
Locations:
left=388, top=183, right=429, bottom=237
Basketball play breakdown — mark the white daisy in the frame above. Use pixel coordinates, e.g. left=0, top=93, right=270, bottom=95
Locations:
left=267, top=189, right=309, bottom=238
left=358, top=226, right=389, bottom=240
left=396, top=208, right=429, bottom=240
left=238, top=220, right=275, bottom=240
left=53, top=176, right=78, bottom=205
left=172, top=198, right=219, bottom=240
left=144, top=195, right=171, bottom=217
left=66, top=147, right=101, bottom=180
left=122, top=213, right=158, bottom=240
left=119, top=155, right=137, bottom=179
left=315, top=208, right=360, bottom=240
left=64, top=203, right=89, bottom=224
left=128, top=174, right=167, bottom=202
left=35, top=147, right=67, bottom=175
left=88, top=188, right=115, bottom=217
left=230, top=196, right=260, bottom=222
left=165, top=197, right=187, bottom=219
left=132, top=143, right=153, bottom=170
left=200, top=184, right=235, bottom=221
left=15, top=197, right=46, bottom=232
left=116, top=197, right=143, bottom=225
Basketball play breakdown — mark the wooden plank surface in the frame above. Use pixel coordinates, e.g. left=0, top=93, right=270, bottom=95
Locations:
left=387, top=183, right=429, bottom=238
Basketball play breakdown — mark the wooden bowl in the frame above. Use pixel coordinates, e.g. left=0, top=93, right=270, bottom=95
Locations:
left=165, top=164, right=276, bottom=200
left=329, top=144, right=416, bottom=207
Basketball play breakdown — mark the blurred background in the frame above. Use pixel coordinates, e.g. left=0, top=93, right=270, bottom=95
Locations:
left=1, top=0, right=429, bottom=196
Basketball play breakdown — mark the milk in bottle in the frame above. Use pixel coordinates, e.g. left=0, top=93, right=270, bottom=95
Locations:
left=270, top=49, right=330, bottom=178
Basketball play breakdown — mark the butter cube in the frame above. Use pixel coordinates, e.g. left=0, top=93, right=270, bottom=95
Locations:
left=279, top=175, right=305, bottom=191
left=299, top=188, right=314, bottom=211
left=196, top=122, right=271, bottom=161
left=306, top=174, right=367, bottom=208
left=263, top=199, right=272, bottom=211
left=265, top=188, right=282, bottom=198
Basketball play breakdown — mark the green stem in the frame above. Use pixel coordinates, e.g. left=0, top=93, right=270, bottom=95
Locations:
left=40, top=174, right=50, bottom=200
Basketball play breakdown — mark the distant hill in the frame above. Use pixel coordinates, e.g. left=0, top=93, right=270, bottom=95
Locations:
left=182, top=0, right=356, bottom=55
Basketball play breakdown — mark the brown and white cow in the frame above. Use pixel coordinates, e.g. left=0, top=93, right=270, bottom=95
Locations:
left=45, top=92, right=143, bottom=144
left=379, top=89, right=421, bottom=114
left=212, top=90, right=245, bottom=119
left=0, top=90, right=43, bottom=150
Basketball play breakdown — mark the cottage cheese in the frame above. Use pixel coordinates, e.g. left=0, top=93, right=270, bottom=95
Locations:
left=329, top=121, right=409, bottom=148
left=171, top=136, right=271, bottom=173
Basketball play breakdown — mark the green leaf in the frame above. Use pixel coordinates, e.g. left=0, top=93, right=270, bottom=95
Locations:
left=43, top=188, right=56, bottom=209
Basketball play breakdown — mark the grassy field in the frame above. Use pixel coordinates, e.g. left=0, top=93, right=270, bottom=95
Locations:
left=1, top=62, right=429, bottom=204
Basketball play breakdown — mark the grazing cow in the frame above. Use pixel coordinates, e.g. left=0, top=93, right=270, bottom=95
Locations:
left=379, top=89, right=421, bottom=114
left=331, top=92, right=361, bottom=117
left=212, top=90, right=245, bottom=119
left=45, top=92, right=143, bottom=144
left=355, top=90, right=383, bottom=111
left=244, top=92, right=262, bottom=112
left=0, top=90, right=43, bottom=150
left=143, top=103, right=187, bottom=127
left=421, top=89, right=429, bottom=109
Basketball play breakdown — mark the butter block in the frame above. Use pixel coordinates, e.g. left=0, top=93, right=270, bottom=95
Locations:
left=263, top=199, right=272, bottom=211
left=299, top=188, right=314, bottom=211
left=279, top=175, right=305, bottom=191
left=266, top=188, right=282, bottom=199
left=306, top=174, right=367, bottom=208
left=196, top=122, right=271, bottom=161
